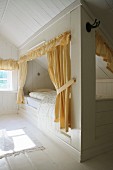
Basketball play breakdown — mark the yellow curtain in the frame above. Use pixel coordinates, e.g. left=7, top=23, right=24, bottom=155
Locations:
left=47, top=43, right=71, bottom=132
left=0, top=59, right=18, bottom=70
left=96, top=31, right=113, bottom=73
left=18, top=32, right=71, bottom=63
left=17, top=31, right=72, bottom=131
left=17, top=62, right=27, bottom=104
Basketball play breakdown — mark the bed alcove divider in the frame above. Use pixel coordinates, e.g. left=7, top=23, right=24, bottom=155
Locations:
left=17, top=31, right=76, bottom=132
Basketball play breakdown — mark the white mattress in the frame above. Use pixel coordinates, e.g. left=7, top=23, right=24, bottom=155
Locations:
left=27, top=97, right=41, bottom=110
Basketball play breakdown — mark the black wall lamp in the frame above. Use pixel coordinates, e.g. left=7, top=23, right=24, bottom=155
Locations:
left=86, top=19, right=100, bottom=32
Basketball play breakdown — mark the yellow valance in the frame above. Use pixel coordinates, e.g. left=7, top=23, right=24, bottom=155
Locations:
left=18, top=31, right=71, bottom=63
left=96, top=31, right=113, bottom=73
left=0, top=59, right=19, bottom=70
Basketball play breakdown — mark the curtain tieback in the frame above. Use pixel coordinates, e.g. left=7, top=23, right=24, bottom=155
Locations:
left=57, top=78, right=76, bottom=95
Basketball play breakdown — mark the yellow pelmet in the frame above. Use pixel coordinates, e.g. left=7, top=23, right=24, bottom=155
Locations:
left=0, top=59, right=18, bottom=70
left=96, top=31, right=113, bottom=72
left=18, top=32, right=71, bottom=63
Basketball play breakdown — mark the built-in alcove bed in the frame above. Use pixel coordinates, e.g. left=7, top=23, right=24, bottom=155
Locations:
left=18, top=32, right=75, bottom=144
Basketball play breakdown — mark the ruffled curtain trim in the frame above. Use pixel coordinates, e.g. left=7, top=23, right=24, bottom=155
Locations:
left=18, top=32, right=71, bottom=63
left=0, top=59, right=18, bottom=70
left=96, top=31, right=113, bottom=72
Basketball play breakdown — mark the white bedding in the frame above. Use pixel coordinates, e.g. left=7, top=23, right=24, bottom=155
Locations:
left=29, top=90, right=56, bottom=101
left=26, top=90, right=57, bottom=119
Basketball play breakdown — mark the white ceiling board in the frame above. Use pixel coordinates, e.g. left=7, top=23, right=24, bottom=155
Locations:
left=0, top=0, right=112, bottom=48
left=60, top=0, right=72, bottom=6
left=0, top=0, right=75, bottom=47
left=0, top=0, right=7, bottom=22
left=106, top=0, right=113, bottom=9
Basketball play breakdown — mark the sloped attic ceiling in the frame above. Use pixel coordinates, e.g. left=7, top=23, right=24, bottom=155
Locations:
left=0, top=0, right=75, bottom=47
left=0, top=0, right=113, bottom=48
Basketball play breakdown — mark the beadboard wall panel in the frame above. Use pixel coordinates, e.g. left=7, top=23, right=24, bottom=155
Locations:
left=96, top=110, right=113, bottom=126
left=0, top=35, right=19, bottom=59
left=0, top=91, right=18, bottom=115
left=94, top=99, right=113, bottom=154
left=24, top=59, right=54, bottom=94
left=80, top=6, right=113, bottom=162
left=96, top=81, right=113, bottom=96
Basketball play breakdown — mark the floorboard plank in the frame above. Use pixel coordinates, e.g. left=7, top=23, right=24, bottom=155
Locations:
left=0, top=114, right=113, bottom=170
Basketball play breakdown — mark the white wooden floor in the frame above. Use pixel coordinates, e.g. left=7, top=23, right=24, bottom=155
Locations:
left=0, top=114, right=113, bottom=170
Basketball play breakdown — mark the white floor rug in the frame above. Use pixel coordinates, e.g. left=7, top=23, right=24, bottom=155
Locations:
left=0, top=128, right=45, bottom=159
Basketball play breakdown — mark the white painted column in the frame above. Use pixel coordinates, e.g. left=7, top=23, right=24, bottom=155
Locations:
left=81, top=6, right=96, bottom=161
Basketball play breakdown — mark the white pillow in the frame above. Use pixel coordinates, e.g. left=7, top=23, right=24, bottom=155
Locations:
left=29, top=92, right=47, bottom=100
left=33, top=89, right=54, bottom=92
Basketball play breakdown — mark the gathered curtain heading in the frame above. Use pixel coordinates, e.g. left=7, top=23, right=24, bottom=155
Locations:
left=0, top=59, right=19, bottom=70
left=96, top=31, right=113, bottom=73
left=18, top=31, right=71, bottom=64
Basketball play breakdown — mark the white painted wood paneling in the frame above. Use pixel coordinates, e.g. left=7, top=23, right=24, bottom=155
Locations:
left=0, top=35, right=19, bottom=59
left=24, top=59, right=54, bottom=94
left=19, top=104, right=71, bottom=146
left=96, top=117, right=113, bottom=137
left=0, top=35, right=19, bottom=114
left=96, top=100, right=113, bottom=112
left=80, top=6, right=113, bottom=162
left=0, top=91, right=18, bottom=115
left=96, top=81, right=113, bottom=96
left=0, top=0, right=7, bottom=22
left=96, top=110, right=113, bottom=126
left=0, top=0, right=76, bottom=47
left=19, top=4, right=82, bottom=158
left=81, top=6, right=96, bottom=151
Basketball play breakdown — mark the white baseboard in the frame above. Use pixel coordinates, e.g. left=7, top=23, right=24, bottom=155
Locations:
left=0, top=109, right=18, bottom=115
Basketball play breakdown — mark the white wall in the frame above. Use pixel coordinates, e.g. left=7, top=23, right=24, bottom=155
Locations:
left=0, top=35, right=18, bottom=60
left=0, top=91, right=18, bottom=115
left=96, top=80, right=113, bottom=97
left=96, top=56, right=113, bottom=97
left=81, top=6, right=96, bottom=161
left=24, top=59, right=54, bottom=94
left=19, top=4, right=82, bottom=158
left=81, top=5, right=113, bottom=161
left=0, top=35, right=19, bottom=115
